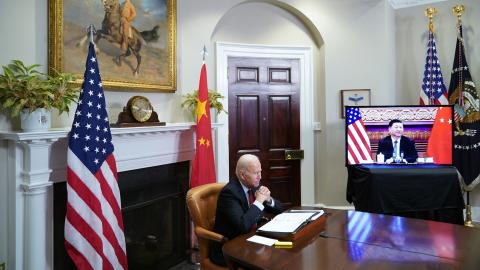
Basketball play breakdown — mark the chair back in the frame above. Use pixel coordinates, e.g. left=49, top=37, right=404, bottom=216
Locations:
left=186, top=183, right=226, bottom=269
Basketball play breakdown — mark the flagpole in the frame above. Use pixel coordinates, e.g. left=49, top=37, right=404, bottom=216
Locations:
left=87, top=24, right=98, bottom=55
left=465, top=192, right=473, bottom=227
left=452, top=4, right=464, bottom=26
left=452, top=4, right=473, bottom=228
left=425, top=7, right=436, bottom=105
left=425, top=7, right=436, bottom=32
left=201, top=45, right=208, bottom=64
left=453, top=5, right=465, bottom=106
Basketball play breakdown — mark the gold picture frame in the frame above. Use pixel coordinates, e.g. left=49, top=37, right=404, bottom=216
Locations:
left=340, top=89, right=371, bottom=118
left=48, top=0, right=176, bottom=92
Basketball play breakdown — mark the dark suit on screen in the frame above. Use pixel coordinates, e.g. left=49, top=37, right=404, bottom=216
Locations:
left=209, top=177, right=282, bottom=266
left=377, top=135, right=418, bottom=163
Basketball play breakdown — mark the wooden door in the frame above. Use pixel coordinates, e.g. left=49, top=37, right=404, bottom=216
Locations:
left=228, top=57, right=301, bottom=207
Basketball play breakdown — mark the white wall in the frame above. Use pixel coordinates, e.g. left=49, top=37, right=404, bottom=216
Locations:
left=0, top=0, right=49, bottom=131
left=305, top=0, right=396, bottom=205
left=396, top=0, right=480, bottom=221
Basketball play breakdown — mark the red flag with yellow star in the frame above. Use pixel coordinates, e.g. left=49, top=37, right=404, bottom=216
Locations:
left=426, top=107, right=453, bottom=164
left=190, top=63, right=216, bottom=188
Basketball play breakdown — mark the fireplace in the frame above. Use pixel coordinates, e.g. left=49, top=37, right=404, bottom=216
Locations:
left=0, top=124, right=213, bottom=270
left=54, top=162, right=190, bottom=269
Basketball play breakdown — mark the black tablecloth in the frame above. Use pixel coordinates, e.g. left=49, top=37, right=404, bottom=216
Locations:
left=347, top=164, right=465, bottom=224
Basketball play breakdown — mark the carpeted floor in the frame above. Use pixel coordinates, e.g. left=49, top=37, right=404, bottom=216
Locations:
left=168, top=260, right=200, bottom=270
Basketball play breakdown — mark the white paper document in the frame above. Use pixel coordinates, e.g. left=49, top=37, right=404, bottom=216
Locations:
left=289, top=209, right=325, bottom=219
left=257, top=210, right=324, bottom=233
left=246, top=235, right=278, bottom=246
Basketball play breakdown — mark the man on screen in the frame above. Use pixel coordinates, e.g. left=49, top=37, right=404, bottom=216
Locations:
left=209, top=154, right=283, bottom=266
left=377, top=119, right=418, bottom=163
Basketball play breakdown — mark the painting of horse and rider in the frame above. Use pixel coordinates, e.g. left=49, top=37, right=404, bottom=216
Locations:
left=49, top=0, right=176, bottom=92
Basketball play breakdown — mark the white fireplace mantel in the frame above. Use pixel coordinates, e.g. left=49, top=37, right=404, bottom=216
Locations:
left=0, top=123, right=218, bottom=270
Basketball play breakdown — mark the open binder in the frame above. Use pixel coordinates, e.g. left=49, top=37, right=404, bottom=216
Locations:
left=256, top=210, right=325, bottom=241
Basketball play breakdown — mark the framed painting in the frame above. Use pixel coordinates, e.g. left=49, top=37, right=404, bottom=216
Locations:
left=49, top=0, right=176, bottom=92
left=340, top=89, right=371, bottom=118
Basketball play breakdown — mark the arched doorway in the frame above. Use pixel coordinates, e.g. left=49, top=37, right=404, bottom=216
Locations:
left=212, top=1, right=324, bottom=205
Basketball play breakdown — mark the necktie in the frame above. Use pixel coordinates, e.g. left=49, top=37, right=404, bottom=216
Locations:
left=393, top=140, right=398, bottom=159
left=248, top=189, right=255, bottom=206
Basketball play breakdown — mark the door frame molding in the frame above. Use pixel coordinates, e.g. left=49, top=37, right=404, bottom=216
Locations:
left=216, top=42, right=315, bottom=205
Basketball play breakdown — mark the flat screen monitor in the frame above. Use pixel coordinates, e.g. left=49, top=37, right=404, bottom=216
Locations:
left=345, top=105, right=454, bottom=166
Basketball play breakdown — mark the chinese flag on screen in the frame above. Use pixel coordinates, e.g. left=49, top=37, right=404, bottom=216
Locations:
left=426, top=107, right=453, bottom=164
left=190, top=63, right=216, bottom=188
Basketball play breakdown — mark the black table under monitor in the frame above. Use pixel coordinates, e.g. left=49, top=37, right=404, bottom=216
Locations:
left=347, top=164, right=465, bottom=224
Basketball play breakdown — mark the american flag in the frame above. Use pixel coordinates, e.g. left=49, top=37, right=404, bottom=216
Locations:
left=65, top=42, right=128, bottom=270
left=420, top=30, right=448, bottom=105
left=346, top=107, right=373, bottom=164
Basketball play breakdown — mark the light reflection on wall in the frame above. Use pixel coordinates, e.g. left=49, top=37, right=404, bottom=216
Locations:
left=347, top=211, right=372, bottom=261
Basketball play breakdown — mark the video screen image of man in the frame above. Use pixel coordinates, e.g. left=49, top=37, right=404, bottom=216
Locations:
left=376, top=119, right=418, bottom=163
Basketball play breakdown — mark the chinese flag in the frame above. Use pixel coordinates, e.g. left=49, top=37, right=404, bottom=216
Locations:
left=426, top=107, right=453, bottom=164
left=190, top=63, right=216, bottom=188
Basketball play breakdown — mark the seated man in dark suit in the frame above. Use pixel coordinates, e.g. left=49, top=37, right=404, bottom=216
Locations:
left=377, top=119, right=418, bottom=163
left=209, top=154, right=283, bottom=266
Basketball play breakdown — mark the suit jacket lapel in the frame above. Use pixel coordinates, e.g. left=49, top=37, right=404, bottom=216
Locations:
left=233, top=177, right=249, bottom=210
left=387, top=136, right=394, bottom=153
left=400, top=136, right=407, bottom=150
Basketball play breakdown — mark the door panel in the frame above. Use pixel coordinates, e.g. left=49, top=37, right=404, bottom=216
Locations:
left=237, top=96, right=260, bottom=149
left=228, top=57, right=301, bottom=207
left=269, top=96, right=290, bottom=147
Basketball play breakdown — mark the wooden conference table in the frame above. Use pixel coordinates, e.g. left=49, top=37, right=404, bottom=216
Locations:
left=222, top=208, right=480, bottom=270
